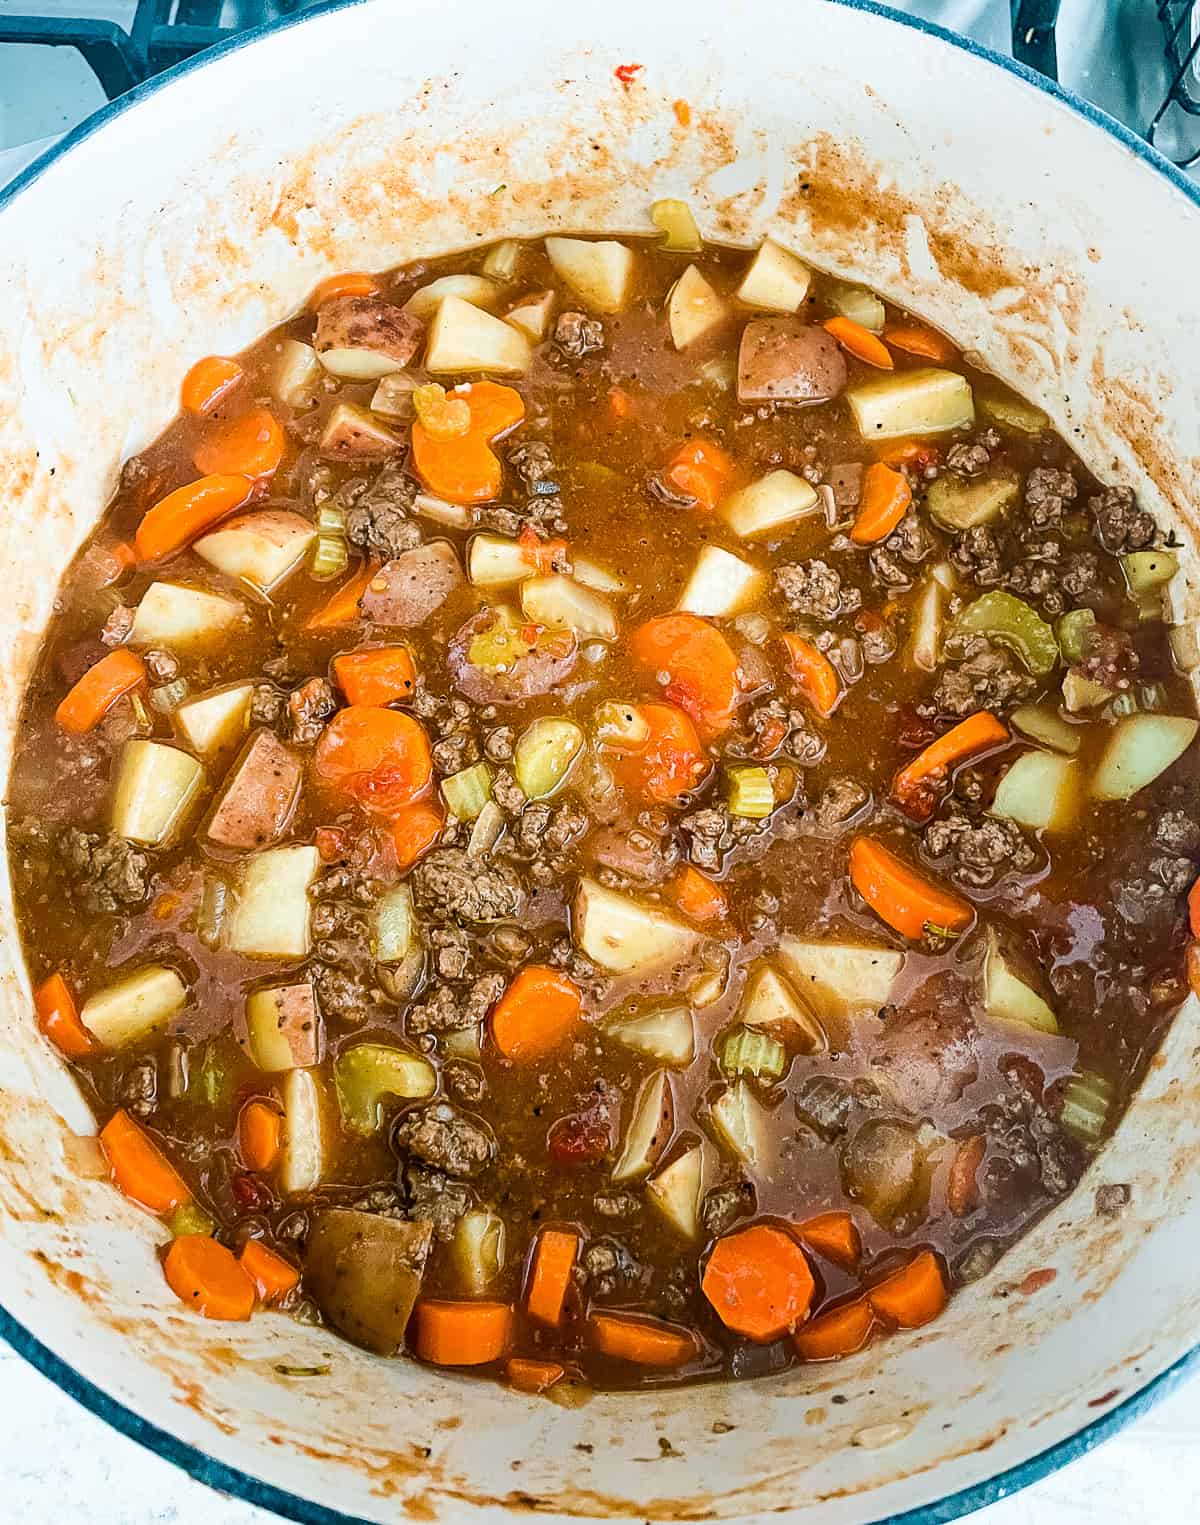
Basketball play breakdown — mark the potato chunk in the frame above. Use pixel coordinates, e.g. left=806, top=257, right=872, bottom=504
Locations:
left=314, top=295, right=423, bottom=379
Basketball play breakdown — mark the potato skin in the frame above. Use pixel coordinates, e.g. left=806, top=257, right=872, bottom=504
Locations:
left=737, top=318, right=848, bottom=404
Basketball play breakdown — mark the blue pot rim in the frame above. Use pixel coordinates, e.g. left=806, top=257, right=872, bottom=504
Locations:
left=1, top=0, right=1197, bottom=1519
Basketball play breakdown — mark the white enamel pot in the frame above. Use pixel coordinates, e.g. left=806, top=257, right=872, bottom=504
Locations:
left=1, top=1, right=1199, bottom=1520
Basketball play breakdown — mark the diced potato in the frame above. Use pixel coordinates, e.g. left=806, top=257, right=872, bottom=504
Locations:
left=573, top=556, right=627, bottom=593
left=279, top=1067, right=328, bottom=1194
left=468, top=533, right=532, bottom=587
left=441, top=1024, right=482, bottom=1062
left=272, top=339, right=323, bottom=409
left=990, top=750, right=1079, bottom=832
left=1092, top=713, right=1199, bottom=801
left=402, top=274, right=503, bottom=322
left=80, top=965, right=187, bottom=1049
left=650, top=198, right=702, bottom=253
left=305, top=1210, right=431, bottom=1356
left=646, top=1143, right=706, bottom=1240
left=504, top=290, right=555, bottom=341
left=246, top=981, right=322, bottom=1071
left=373, top=884, right=415, bottom=965
left=676, top=545, right=766, bottom=617
left=334, top=1042, right=436, bottom=1132
left=314, top=297, right=421, bottom=381
left=909, top=566, right=954, bottom=672
left=827, top=282, right=885, bottom=333
left=848, top=368, right=974, bottom=440
left=319, top=402, right=401, bottom=461
left=1169, top=620, right=1200, bottom=673
left=740, top=964, right=824, bottom=1052
left=977, top=386, right=1049, bottom=434
left=413, top=492, right=473, bottom=531
left=1123, top=549, right=1179, bottom=598
left=467, top=800, right=505, bottom=858
left=481, top=240, right=522, bottom=282
left=667, top=264, right=730, bottom=350
left=110, top=740, right=205, bottom=847
left=724, top=469, right=819, bottom=538
left=612, top=1070, right=674, bottom=1183
left=513, top=717, right=584, bottom=799
left=1062, top=670, right=1115, bottom=713
left=710, top=1081, right=770, bottom=1172
left=736, top=240, right=811, bottom=313
left=424, top=295, right=531, bottom=376
left=574, top=878, right=698, bottom=975
left=776, top=937, right=903, bottom=1019
left=544, top=237, right=634, bottom=313
left=1011, top=704, right=1082, bottom=756
left=604, top=1004, right=695, bottom=1068
left=521, top=574, right=616, bottom=639
left=130, top=582, right=244, bottom=648
left=452, top=1209, right=506, bottom=1295
left=172, top=683, right=252, bottom=760
left=224, top=844, right=319, bottom=959
left=194, top=509, right=315, bottom=593
left=925, top=471, right=1019, bottom=531
left=369, top=372, right=418, bottom=419
left=984, top=932, right=1058, bottom=1034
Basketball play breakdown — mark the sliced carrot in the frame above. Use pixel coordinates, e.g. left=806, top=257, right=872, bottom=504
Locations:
left=238, top=1098, right=282, bottom=1173
left=239, top=1239, right=300, bottom=1303
left=181, top=355, right=244, bottom=416
left=332, top=645, right=417, bottom=707
left=607, top=386, right=635, bottom=420
left=526, top=1227, right=580, bottom=1326
left=590, top=1311, right=697, bottom=1368
left=517, top=523, right=570, bottom=574
left=315, top=826, right=349, bottom=863
left=878, top=439, right=939, bottom=470
left=701, top=1223, right=816, bottom=1342
left=794, top=1210, right=861, bottom=1269
left=794, top=1296, right=876, bottom=1361
left=612, top=701, right=710, bottom=804
left=849, top=836, right=972, bottom=941
left=193, top=406, right=286, bottom=479
left=414, top=1299, right=514, bottom=1365
left=312, top=270, right=380, bottom=306
left=823, top=316, right=894, bottom=370
left=100, top=1110, right=190, bottom=1214
left=134, top=473, right=253, bottom=562
left=868, top=1250, right=948, bottom=1329
left=779, top=632, right=841, bottom=719
left=314, top=705, right=433, bottom=816
left=506, top=1356, right=565, bottom=1393
left=491, top=966, right=581, bottom=1063
left=411, top=380, right=525, bottom=505
left=891, top=711, right=1009, bottom=822
left=669, top=865, right=727, bottom=922
left=630, top=613, right=742, bottom=741
left=1189, top=879, right=1200, bottom=938
left=947, top=1134, right=985, bottom=1218
left=389, top=801, right=444, bottom=872
left=34, top=971, right=95, bottom=1060
left=164, top=1235, right=255, bottom=1321
left=663, top=438, right=735, bottom=512
left=305, top=561, right=377, bottom=631
left=883, top=324, right=956, bottom=364
left=850, top=462, right=912, bottom=545
left=55, top=648, right=146, bottom=736
left=1189, top=941, right=1200, bottom=1001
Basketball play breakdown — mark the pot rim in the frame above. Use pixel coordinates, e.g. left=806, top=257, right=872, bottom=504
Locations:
left=1, top=0, right=1198, bottom=1520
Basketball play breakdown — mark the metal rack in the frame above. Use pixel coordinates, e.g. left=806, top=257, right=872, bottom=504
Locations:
left=1149, top=1, right=1200, bottom=166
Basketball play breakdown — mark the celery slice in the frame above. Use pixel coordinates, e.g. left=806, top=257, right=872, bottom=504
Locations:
left=1060, top=1070, right=1114, bottom=1147
left=725, top=766, right=774, bottom=819
left=721, top=1026, right=786, bottom=1081
left=334, top=1043, right=436, bottom=1133
left=310, top=534, right=348, bottom=580
left=951, top=591, right=1059, bottom=676
left=1056, top=608, right=1096, bottom=665
left=441, top=762, right=494, bottom=821
left=514, top=717, right=584, bottom=799
left=650, top=198, right=702, bottom=253
left=1122, top=550, right=1178, bottom=597
left=166, top=1202, right=215, bottom=1238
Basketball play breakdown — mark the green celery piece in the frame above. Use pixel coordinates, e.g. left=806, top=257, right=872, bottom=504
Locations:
left=952, top=591, right=1059, bottom=676
left=334, top=1043, right=435, bottom=1134
left=1056, top=608, right=1096, bottom=665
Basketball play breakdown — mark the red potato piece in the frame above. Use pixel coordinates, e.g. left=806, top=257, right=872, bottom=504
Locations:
left=737, top=319, right=848, bottom=405
left=266, top=981, right=322, bottom=1067
left=314, top=296, right=424, bottom=368
left=830, top=462, right=864, bottom=508
left=319, top=404, right=402, bottom=461
left=588, top=828, right=677, bottom=886
left=205, top=729, right=302, bottom=850
left=361, top=542, right=464, bottom=628
left=449, top=609, right=578, bottom=707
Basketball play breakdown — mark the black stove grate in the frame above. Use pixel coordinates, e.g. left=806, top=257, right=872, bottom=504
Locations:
left=1149, top=1, right=1200, bottom=166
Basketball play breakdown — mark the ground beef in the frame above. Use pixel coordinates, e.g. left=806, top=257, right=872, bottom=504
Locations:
left=1061, top=550, right=1101, bottom=600
left=775, top=558, right=862, bottom=621
left=868, top=547, right=912, bottom=590
left=99, top=605, right=134, bottom=647
left=429, top=925, right=471, bottom=980
left=491, top=770, right=527, bottom=816
left=345, top=462, right=423, bottom=560
left=579, top=1237, right=642, bottom=1299
left=858, top=614, right=897, bottom=665
left=1152, top=855, right=1193, bottom=895
left=483, top=726, right=515, bottom=763
left=925, top=636, right=1036, bottom=717
left=986, top=1061, right=1079, bottom=1199
left=1021, top=466, right=1076, bottom=533
left=1077, top=623, right=1139, bottom=690
left=313, top=963, right=369, bottom=1024
left=393, top=1103, right=494, bottom=1178
left=701, top=1180, right=757, bottom=1238
left=951, top=526, right=1005, bottom=586
left=1004, top=542, right=1065, bottom=616
left=923, top=802, right=1037, bottom=888
left=287, top=677, right=336, bottom=744
left=407, top=972, right=506, bottom=1036
left=944, top=441, right=992, bottom=477
left=1116, top=877, right=1174, bottom=925
left=593, top=1192, right=641, bottom=1219
left=119, top=455, right=153, bottom=496
left=1095, top=1183, right=1131, bottom=1218
left=250, top=683, right=285, bottom=726
left=431, top=732, right=480, bottom=776
left=808, top=776, right=871, bottom=835
left=1090, top=484, right=1157, bottom=554
left=679, top=805, right=761, bottom=872
left=443, top=1061, right=487, bottom=1105
left=885, top=510, right=934, bottom=565
left=401, top=1161, right=472, bottom=1241
left=553, top=311, right=605, bottom=358
left=117, top=1056, right=157, bottom=1119
left=58, top=828, right=151, bottom=913
left=506, top=441, right=559, bottom=494
left=1155, top=810, right=1200, bottom=857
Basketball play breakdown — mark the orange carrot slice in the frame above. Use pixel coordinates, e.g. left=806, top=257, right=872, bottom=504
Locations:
left=526, top=1227, right=580, bottom=1326
left=611, top=701, right=710, bottom=804
left=312, top=271, right=380, bottom=306
left=389, top=801, right=444, bottom=872
left=411, top=381, right=525, bottom=505
left=823, top=316, right=894, bottom=369
left=238, top=1099, right=282, bottom=1172
left=314, top=705, right=433, bottom=816
left=849, top=836, right=972, bottom=941
left=55, top=648, right=146, bottom=735
left=794, top=1210, right=861, bottom=1269
left=701, top=1223, right=816, bottom=1342
left=34, top=972, right=96, bottom=1059
left=850, top=462, right=912, bottom=545
left=239, top=1239, right=300, bottom=1303
left=506, top=1356, right=566, bottom=1393
left=590, top=1312, right=697, bottom=1367
left=181, top=355, right=244, bottom=416
left=100, top=1110, right=190, bottom=1214
left=1189, top=879, right=1200, bottom=938
left=630, top=614, right=741, bottom=741
left=669, top=865, right=727, bottom=922
left=794, top=1296, right=876, bottom=1361
left=413, top=1300, right=514, bottom=1365
left=491, top=966, right=581, bottom=1063
left=193, top=407, right=286, bottom=478
left=134, top=473, right=253, bottom=562
left=164, top=1235, right=255, bottom=1321
left=305, top=561, right=378, bottom=631
left=947, top=1134, right=985, bottom=1218
left=663, top=438, right=735, bottom=511
left=891, top=711, right=1009, bottom=822
left=332, top=645, right=417, bottom=707
left=868, top=1250, right=948, bottom=1329
left=883, top=324, right=956, bottom=363
left=779, top=632, right=841, bottom=719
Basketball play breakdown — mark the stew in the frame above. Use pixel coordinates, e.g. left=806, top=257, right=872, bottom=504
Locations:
left=9, top=213, right=1199, bottom=1393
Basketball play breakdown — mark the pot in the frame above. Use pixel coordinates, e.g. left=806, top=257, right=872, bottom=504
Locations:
left=1, top=1, right=1199, bottom=1519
